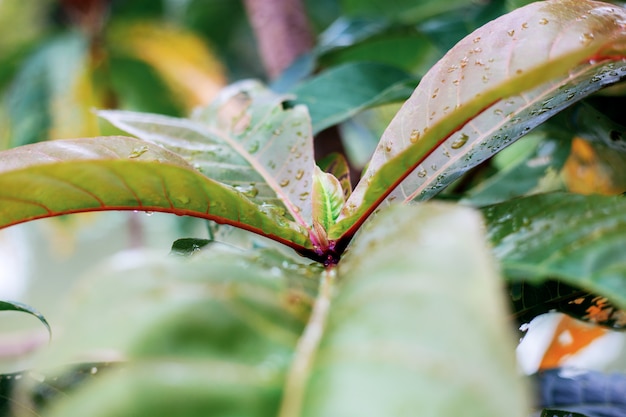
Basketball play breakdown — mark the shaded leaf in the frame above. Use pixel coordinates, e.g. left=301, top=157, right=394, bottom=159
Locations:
left=562, top=137, right=626, bottom=195
left=331, top=0, right=626, bottom=242
left=301, top=204, right=529, bottom=416
left=483, top=192, right=626, bottom=310
left=169, top=238, right=212, bottom=256
left=107, top=21, right=226, bottom=109
left=341, top=0, right=475, bottom=23
left=0, top=300, right=50, bottom=337
left=290, top=62, right=417, bottom=134
left=0, top=136, right=315, bottom=256
left=99, top=81, right=319, bottom=242
left=463, top=134, right=571, bottom=205
left=541, top=410, right=587, bottom=417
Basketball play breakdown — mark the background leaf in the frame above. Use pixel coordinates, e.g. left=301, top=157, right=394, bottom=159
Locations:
left=331, top=0, right=626, bottom=242
left=0, top=301, right=50, bottom=337
left=290, top=62, right=418, bottom=134
left=301, top=203, right=530, bottom=416
left=483, top=192, right=626, bottom=310
left=0, top=137, right=314, bottom=255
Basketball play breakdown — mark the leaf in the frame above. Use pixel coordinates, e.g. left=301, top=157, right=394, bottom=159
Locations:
left=317, top=152, right=351, bottom=198
left=169, top=238, right=212, bottom=256
left=462, top=134, right=571, bottom=205
left=330, top=0, right=626, bottom=242
left=98, top=80, right=320, bottom=244
left=27, top=246, right=321, bottom=416
left=107, top=21, right=227, bottom=109
left=0, top=300, right=50, bottom=337
left=483, top=192, right=626, bottom=310
left=562, top=137, right=626, bottom=195
left=301, top=204, right=530, bottom=416
left=0, top=136, right=316, bottom=257
left=341, top=0, right=476, bottom=23
left=312, top=167, right=345, bottom=232
left=290, top=62, right=418, bottom=134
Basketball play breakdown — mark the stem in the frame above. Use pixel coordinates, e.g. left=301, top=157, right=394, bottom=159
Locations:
left=243, top=0, right=315, bottom=79
left=278, top=267, right=336, bottom=417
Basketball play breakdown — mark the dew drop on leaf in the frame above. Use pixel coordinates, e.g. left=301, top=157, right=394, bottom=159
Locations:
left=128, top=145, right=149, bottom=158
left=539, top=18, right=549, bottom=25
left=295, top=169, right=304, bottom=180
left=580, top=32, right=595, bottom=45
left=451, top=133, right=469, bottom=149
left=417, top=167, right=427, bottom=178
left=409, top=130, right=421, bottom=143
left=145, top=211, right=154, bottom=216
left=280, top=179, right=290, bottom=187
left=247, top=141, right=260, bottom=153
left=507, top=29, right=515, bottom=37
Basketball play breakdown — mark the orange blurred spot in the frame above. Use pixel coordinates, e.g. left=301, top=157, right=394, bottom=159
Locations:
left=539, top=314, right=607, bottom=370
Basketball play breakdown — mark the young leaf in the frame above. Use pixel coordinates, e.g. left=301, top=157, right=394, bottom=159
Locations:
left=300, top=204, right=530, bottom=416
left=483, top=192, right=626, bottom=309
left=98, top=80, right=319, bottom=244
left=317, top=152, right=352, bottom=198
left=312, top=167, right=345, bottom=233
left=330, top=0, right=626, bottom=243
left=0, top=137, right=316, bottom=257
left=0, top=300, right=50, bottom=336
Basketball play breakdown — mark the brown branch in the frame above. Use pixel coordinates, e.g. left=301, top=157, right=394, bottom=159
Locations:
left=243, top=0, right=315, bottom=79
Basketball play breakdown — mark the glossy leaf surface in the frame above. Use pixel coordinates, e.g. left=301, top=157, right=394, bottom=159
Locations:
left=0, top=137, right=314, bottom=253
left=484, top=193, right=626, bottom=309
left=99, top=80, right=317, bottom=234
left=0, top=300, right=50, bottom=336
left=302, top=204, right=529, bottom=416
left=331, top=0, right=626, bottom=241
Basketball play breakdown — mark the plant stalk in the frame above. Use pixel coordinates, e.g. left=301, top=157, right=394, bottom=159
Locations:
left=242, top=0, right=315, bottom=79
left=278, top=267, right=336, bottom=417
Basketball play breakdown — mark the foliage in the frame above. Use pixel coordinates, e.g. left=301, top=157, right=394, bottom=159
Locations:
left=1, top=0, right=626, bottom=416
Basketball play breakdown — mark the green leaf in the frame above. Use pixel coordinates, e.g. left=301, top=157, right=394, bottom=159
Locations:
left=317, top=152, right=352, bottom=199
left=483, top=192, right=626, bottom=310
left=462, top=134, right=571, bottom=205
left=341, top=0, right=475, bottom=23
left=0, top=300, right=50, bottom=336
left=541, top=410, right=587, bottom=417
left=29, top=246, right=320, bottom=416
left=98, top=80, right=318, bottom=238
left=301, top=204, right=530, bottom=416
left=169, top=238, right=212, bottom=256
left=0, top=136, right=315, bottom=256
left=330, top=0, right=626, bottom=242
left=290, top=62, right=418, bottom=134
left=312, top=167, right=345, bottom=232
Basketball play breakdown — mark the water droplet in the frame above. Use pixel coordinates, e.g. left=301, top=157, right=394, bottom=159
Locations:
left=145, top=211, right=154, bottom=216
left=452, top=79, right=460, bottom=85
left=176, top=195, right=190, bottom=204
left=507, top=29, right=515, bottom=37
left=451, top=133, right=469, bottom=149
left=279, top=179, right=290, bottom=187
left=431, top=88, right=440, bottom=98
left=430, top=164, right=438, bottom=171
left=521, top=22, right=528, bottom=29
left=410, top=130, right=421, bottom=143
left=247, top=141, right=260, bottom=153
left=482, top=75, right=489, bottom=83
left=299, top=192, right=309, bottom=201
left=447, top=65, right=458, bottom=73
left=128, top=145, right=149, bottom=158
left=473, top=47, right=483, bottom=54
left=417, top=167, right=427, bottom=178
left=516, top=69, right=523, bottom=74
left=295, top=169, right=304, bottom=180
left=493, top=108, right=503, bottom=115
left=384, top=141, right=393, bottom=152
left=473, top=36, right=481, bottom=43
left=460, top=57, right=469, bottom=68
left=539, top=18, right=549, bottom=25
left=580, top=32, right=594, bottom=45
